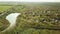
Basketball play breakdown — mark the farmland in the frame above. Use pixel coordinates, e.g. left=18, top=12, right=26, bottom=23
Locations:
left=0, top=2, right=60, bottom=34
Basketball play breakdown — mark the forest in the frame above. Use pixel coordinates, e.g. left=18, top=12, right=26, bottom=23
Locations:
left=0, top=2, right=60, bottom=34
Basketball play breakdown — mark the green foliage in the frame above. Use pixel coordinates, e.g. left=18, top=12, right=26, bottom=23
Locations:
left=0, top=3, right=60, bottom=34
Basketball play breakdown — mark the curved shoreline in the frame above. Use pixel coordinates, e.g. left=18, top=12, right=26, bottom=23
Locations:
left=0, top=13, right=21, bottom=33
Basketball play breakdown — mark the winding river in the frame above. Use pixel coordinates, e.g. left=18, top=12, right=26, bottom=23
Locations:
left=1, top=13, right=21, bottom=32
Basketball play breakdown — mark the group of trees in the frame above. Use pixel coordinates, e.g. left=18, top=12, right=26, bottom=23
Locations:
left=0, top=4, right=60, bottom=34
left=15, top=5, right=60, bottom=34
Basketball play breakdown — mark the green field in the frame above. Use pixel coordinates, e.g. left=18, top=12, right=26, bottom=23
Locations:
left=0, top=2, right=60, bottom=34
left=0, top=6, right=12, bottom=12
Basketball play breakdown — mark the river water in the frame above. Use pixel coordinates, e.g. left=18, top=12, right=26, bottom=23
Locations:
left=6, top=13, right=21, bottom=25
left=1, top=13, right=21, bottom=32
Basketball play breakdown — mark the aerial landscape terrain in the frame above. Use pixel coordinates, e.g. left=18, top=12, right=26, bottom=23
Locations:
left=0, top=2, right=60, bottom=34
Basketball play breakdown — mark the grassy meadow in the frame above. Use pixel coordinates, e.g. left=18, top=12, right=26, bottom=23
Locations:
left=0, top=2, right=60, bottom=34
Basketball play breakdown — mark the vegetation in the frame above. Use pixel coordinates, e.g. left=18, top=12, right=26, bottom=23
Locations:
left=0, top=2, right=60, bottom=34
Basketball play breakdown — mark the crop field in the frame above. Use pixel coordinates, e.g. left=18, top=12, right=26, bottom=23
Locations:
left=0, top=2, right=60, bottom=34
